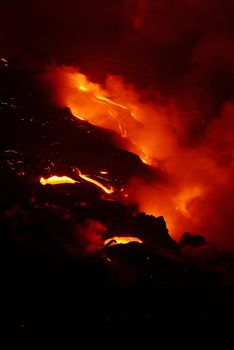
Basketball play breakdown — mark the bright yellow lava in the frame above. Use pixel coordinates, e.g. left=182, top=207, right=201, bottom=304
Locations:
left=74, top=167, right=114, bottom=194
left=104, top=236, right=143, bottom=247
left=95, top=94, right=128, bottom=110
left=40, top=176, right=77, bottom=185
left=79, top=174, right=114, bottom=194
left=78, top=85, right=128, bottom=111
left=79, top=85, right=89, bottom=92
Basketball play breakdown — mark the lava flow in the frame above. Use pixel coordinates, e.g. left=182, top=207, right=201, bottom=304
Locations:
left=66, top=71, right=132, bottom=139
left=104, top=236, right=143, bottom=247
left=43, top=67, right=147, bottom=159
left=40, top=169, right=114, bottom=194
left=40, top=176, right=77, bottom=185
left=43, top=65, right=234, bottom=248
left=73, top=167, right=114, bottom=194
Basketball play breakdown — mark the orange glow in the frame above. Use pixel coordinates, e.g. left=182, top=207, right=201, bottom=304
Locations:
left=74, top=167, right=114, bottom=194
left=128, top=180, right=207, bottom=239
left=76, top=85, right=132, bottom=137
left=44, top=67, right=234, bottom=247
left=44, top=67, right=147, bottom=154
left=175, top=186, right=203, bottom=217
left=104, top=236, right=143, bottom=247
left=100, top=171, right=109, bottom=175
left=40, top=175, right=77, bottom=185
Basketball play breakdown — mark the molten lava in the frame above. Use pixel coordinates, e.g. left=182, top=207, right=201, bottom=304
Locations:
left=104, top=236, right=143, bottom=247
left=40, top=176, right=77, bottom=185
left=45, top=67, right=145, bottom=153
left=43, top=66, right=234, bottom=248
left=73, top=167, right=114, bottom=194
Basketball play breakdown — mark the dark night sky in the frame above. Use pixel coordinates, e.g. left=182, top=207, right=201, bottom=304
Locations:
left=0, top=0, right=233, bottom=90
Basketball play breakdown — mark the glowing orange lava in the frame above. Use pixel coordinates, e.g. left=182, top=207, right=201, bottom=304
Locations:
left=40, top=175, right=77, bottom=185
left=44, top=66, right=234, bottom=247
left=74, top=167, right=114, bottom=194
left=104, top=236, right=143, bottom=247
left=45, top=67, right=147, bottom=157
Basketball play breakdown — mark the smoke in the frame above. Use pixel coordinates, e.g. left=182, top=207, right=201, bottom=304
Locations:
left=1, top=0, right=234, bottom=248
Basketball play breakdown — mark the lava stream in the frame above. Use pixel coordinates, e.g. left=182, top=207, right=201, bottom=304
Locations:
left=40, top=175, right=77, bottom=185
left=104, top=236, right=143, bottom=247
left=74, top=167, right=114, bottom=194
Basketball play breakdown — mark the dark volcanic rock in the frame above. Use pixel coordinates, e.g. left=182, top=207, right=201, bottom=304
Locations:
left=1, top=63, right=234, bottom=348
left=180, top=232, right=208, bottom=247
left=131, top=212, right=178, bottom=249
